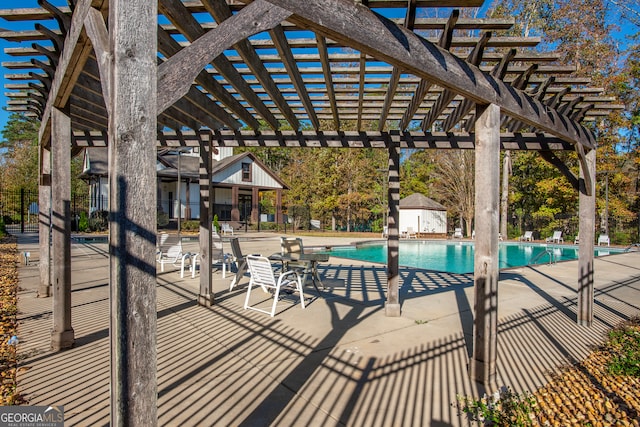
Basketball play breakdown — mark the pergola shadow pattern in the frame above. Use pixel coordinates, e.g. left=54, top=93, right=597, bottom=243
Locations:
left=16, top=246, right=640, bottom=426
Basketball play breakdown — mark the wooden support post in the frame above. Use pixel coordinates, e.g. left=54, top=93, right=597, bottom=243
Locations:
left=199, top=135, right=214, bottom=307
left=470, top=103, right=500, bottom=390
left=50, top=107, right=74, bottom=350
left=109, top=0, right=158, bottom=424
left=38, top=145, right=52, bottom=298
left=578, top=148, right=596, bottom=326
left=385, top=139, right=401, bottom=317
left=275, top=189, right=283, bottom=227
left=231, top=185, right=240, bottom=221
left=251, top=187, right=260, bottom=224
left=500, top=150, right=511, bottom=239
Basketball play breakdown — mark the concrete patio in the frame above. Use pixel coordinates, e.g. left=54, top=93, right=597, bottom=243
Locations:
left=14, top=233, right=640, bottom=426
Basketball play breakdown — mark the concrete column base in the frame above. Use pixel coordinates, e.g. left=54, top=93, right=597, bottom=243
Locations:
left=385, top=303, right=401, bottom=317
left=577, top=319, right=592, bottom=327
left=37, top=285, right=51, bottom=298
left=469, top=358, right=498, bottom=392
left=51, top=329, right=75, bottom=351
left=198, top=294, right=215, bottom=307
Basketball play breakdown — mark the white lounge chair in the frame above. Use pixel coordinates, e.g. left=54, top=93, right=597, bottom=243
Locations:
left=382, top=225, right=388, bottom=238
left=546, top=230, right=563, bottom=243
left=519, top=231, right=533, bottom=241
left=156, top=235, right=194, bottom=277
left=221, top=223, right=234, bottom=235
left=598, top=234, right=610, bottom=246
left=574, top=234, right=579, bottom=244
left=406, top=227, right=417, bottom=239
left=244, top=255, right=305, bottom=317
left=453, top=228, right=463, bottom=239
left=189, top=232, right=232, bottom=279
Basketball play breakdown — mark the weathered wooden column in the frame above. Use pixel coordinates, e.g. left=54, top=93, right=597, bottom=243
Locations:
left=50, top=106, right=74, bottom=351
left=577, top=148, right=596, bottom=326
left=275, top=189, right=283, bottom=226
left=470, top=103, right=500, bottom=389
left=231, top=185, right=240, bottom=221
left=109, top=0, right=158, bottom=424
left=385, top=138, right=401, bottom=317
left=199, top=134, right=214, bottom=307
left=500, top=151, right=511, bottom=239
left=251, top=187, right=260, bottom=224
left=38, top=145, right=52, bottom=298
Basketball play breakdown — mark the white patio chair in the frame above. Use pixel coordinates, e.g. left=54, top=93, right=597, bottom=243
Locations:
left=229, top=237, right=248, bottom=290
left=406, top=226, right=417, bottom=239
left=189, top=232, right=232, bottom=279
left=519, top=231, right=533, bottom=241
left=157, top=237, right=194, bottom=277
left=546, top=230, right=563, bottom=243
left=221, top=223, right=234, bottom=235
left=453, top=228, right=463, bottom=239
left=598, top=234, right=610, bottom=246
left=280, top=237, right=313, bottom=284
left=574, top=234, right=579, bottom=244
left=244, top=255, right=305, bottom=317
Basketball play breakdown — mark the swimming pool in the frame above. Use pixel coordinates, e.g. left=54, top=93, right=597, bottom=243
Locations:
left=322, top=241, right=623, bottom=274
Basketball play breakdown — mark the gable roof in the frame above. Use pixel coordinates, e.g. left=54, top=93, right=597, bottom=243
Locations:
left=400, top=193, right=446, bottom=211
left=81, top=148, right=288, bottom=189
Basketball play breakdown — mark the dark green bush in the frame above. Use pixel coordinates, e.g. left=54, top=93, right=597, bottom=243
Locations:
left=88, top=210, right=109, bottom=232
left=78, top=211, right=88, bottom=232
left=157, top=209, right=169, bottom=227
left=181, top=220, right=199, bottom=231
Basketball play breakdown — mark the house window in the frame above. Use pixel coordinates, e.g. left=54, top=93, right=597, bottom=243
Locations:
left=242, top=162, right=252, bottom=182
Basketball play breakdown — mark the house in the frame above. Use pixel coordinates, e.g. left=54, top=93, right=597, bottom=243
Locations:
left=399, top=193, right=447, bottom=236
left=81, top=147, right=288, bottom=225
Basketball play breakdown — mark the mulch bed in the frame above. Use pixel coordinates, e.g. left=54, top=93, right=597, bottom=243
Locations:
left=0, top=235, right=638, bottom=424
left=533, top=319, right=640, bottom=426
left=0, top=235, right=25, bottom=405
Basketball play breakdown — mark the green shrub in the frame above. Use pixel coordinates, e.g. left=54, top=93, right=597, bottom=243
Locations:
left=454, top=386, right=538, bottom=426
left=157, top=209, right=169, bottom=227
left=605, top=317, right=640, bottom=377
left=0, top=216, right=5, bottom=237
left=78, top=211, right=89, bottom=232
left=180, top=220, right=199, bottom=231
left=213, top=214, right=219, bottom=232
left=88, top=210, right=109, bottom=232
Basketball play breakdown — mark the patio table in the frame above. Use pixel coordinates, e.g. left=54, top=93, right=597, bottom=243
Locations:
left=269, top=252, right=329, bottom=294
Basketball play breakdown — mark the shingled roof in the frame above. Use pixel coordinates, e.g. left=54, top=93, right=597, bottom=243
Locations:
left=400, top=193, right=447, bottom=211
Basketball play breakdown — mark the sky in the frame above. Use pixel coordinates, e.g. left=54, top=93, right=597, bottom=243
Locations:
left=0, top=0, right=638, bottom=139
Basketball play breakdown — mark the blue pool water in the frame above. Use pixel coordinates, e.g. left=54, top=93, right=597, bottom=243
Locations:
left=322, top=241, right=623, bottom=274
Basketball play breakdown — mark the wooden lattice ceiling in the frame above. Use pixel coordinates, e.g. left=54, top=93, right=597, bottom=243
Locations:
left=0, top=0, right=623, bottom=149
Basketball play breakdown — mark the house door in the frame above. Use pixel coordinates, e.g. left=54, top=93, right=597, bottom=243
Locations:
left=238, top=194, right=251, bottom=223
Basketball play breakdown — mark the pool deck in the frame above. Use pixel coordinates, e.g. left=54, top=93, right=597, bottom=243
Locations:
left=13, top=232, right=640, bottom=426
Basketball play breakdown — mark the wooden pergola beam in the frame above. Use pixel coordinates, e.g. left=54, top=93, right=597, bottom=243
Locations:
left=70, top=129, right=574, bottom=151
left=157, top=0, right=287, bottom=128
left=270, top=24, right=319, bottom=129
left=38, top=0, right=108, bottom=147
left=260, top=0, right=595, bottom=148
left=316, top=34, right=340, bottom=130
left=200, top=0, right=301, bottom=130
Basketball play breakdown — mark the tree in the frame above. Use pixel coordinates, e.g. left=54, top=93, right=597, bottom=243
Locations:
left=1, top=113, right=88, bottom=198
left=0, top=114, right=39, bottom=193
left=429, top=150, right=476, bottom=236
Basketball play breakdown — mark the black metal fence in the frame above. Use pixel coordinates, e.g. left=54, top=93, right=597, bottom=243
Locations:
left=0, top=189, right=92, bottom=234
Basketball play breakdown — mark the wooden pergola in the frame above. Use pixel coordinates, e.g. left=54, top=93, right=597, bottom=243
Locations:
left=0, top=0, right=622, bottom=423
